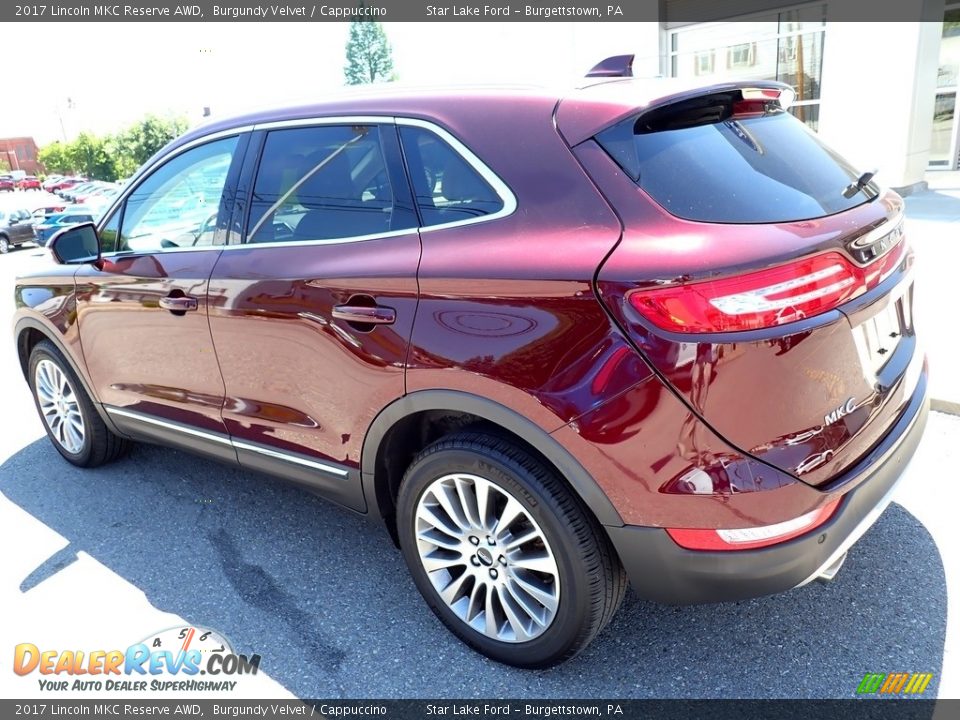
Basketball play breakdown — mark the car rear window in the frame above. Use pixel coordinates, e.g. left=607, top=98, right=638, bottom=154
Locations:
left=595, top=93, right=877, bottom=224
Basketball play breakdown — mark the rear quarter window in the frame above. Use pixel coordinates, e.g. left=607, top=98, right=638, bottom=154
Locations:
left=399, top=125, right=505, bottom=227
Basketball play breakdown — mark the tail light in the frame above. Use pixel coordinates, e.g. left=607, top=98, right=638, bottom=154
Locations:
left=627, top=237, right=907, bottom=333
left=666, top=497, right=841, bottom=551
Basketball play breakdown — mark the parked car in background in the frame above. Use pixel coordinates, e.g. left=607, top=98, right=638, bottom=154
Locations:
left=60, top=181, right=100, bottom=202
left=17, top=176, right=42, bottom=191
left=0, top=207, right=35, bottom=252
left=0, top=175, right=15, bottom=192
left=49, top=177, right=86, bottom=194
left=32, top=207, right=99, bottom=246
left=73, top=184, right=119, bottom=205
left=32, top=204, right=67, bottom=221
left=12, top=71, right=929, bottom=668
left=30, top=205, right=68, bottom=230
left=42, top=175, right=66, bottom=192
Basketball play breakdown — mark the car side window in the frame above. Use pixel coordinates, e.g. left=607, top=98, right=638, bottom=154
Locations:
left=399, top=125, right=504, bottom=227
left=118, top=136, right=238, bottom=253
left=99, top=212, right=120, bottom=254
left=247, top=125, right=408, bottom=244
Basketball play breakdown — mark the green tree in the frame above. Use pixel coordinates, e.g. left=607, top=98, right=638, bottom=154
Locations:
left=114, top=115, right=189, bottom=174
left=36, top=114, right=189, bottom=181
left=64, top=133, right=118, bottom=181
left=38, top=142, right=72, bottom=174
left=344, top=17, right=395, bottom=85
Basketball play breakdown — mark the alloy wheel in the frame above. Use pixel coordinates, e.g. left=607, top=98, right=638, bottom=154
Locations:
left=34, top=359, right=85, bottom=454
left=414, top=473, right=561, bottom=643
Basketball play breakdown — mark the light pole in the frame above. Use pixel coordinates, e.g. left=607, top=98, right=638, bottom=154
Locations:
left=55, top=97, right=75, bottom=143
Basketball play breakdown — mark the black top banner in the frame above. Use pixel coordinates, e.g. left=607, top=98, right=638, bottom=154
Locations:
left=3, top=0, right=952, bottom=23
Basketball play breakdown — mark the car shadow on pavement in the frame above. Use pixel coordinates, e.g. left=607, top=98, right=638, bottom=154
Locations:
left=0, top=439, right=947, bottom=699
left=905, top=190, right=960, bottom=222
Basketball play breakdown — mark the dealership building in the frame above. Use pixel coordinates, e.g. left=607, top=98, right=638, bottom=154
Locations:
left=606, top=1, right=960, bottom=192
left=0, top=137, right=42, bottom=175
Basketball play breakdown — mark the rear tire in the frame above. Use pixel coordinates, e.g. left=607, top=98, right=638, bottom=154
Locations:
left=28, top=340, right=130, bottom=467
left=0, top=236, right=9, bottom=254
left=397, top=431, right=626, bottom=668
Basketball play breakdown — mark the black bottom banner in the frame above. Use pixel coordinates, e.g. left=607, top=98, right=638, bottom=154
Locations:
left=1, top=699, right=949, bottom=720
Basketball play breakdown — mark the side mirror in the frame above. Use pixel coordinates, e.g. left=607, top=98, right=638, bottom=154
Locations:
left=48, top=222, right=101, bottom=265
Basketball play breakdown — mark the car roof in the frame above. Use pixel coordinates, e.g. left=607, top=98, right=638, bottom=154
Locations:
left=176, top=83, right=558, bottom=140
left=139, top=77, right=796, bottom=165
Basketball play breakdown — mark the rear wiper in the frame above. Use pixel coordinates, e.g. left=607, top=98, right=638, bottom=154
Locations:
left=842, top=168, right=878, bottom=199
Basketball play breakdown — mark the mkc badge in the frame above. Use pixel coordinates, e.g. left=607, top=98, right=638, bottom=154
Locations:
left=824, top=396, right=863, bottom=426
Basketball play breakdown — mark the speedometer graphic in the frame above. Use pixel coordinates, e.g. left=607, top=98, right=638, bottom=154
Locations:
left=138, top=626, right=235, bottom=659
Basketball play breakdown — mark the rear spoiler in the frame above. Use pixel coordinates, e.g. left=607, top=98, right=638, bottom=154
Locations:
left=557, top=79, right=796, bottom=146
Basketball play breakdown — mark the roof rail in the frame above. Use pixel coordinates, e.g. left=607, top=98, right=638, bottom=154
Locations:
left=586, top=55, right=635, bottom=78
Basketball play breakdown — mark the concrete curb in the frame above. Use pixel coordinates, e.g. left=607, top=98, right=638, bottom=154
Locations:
left=931, top=398, right=960, bottom=416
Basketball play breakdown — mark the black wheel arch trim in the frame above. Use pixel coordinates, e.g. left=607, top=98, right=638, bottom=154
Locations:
left=360, top=389, right=625, bottom=528
left=14, top=317, right=127, bottom=438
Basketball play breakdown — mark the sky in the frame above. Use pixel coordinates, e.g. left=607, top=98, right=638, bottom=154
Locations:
left=3, top=22, right=662, bottom=145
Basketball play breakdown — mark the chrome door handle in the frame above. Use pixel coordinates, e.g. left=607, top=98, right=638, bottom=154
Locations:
left=332, top=304, right=396, bottom=325
left=159, top=296, right=199, bottom=313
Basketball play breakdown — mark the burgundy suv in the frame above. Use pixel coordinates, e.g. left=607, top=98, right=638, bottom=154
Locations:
left=13, top=69, right=928, bottom=668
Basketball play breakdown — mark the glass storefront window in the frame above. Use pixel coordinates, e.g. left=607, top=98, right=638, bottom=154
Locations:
left=778, top=4, right=828, bottom=33
left=671, top=21, right=778, bottom=80
left=669, top=4, right=827, bottom=131
left=776, top=32, right=824, bottom=104
left=930, top=5, right=960, bottom=169
left=790, top=102, right=820, bottom=133
left=930, top=92, right=956, bottom=166
left=937, top=8, right=960, bottom=89
left=670, top=19, right=777, bottom=57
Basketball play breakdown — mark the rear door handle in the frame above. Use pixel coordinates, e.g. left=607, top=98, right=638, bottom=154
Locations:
left=332, top=304, right=396, bottom=325
left=159, top=295, right=199, bottom=313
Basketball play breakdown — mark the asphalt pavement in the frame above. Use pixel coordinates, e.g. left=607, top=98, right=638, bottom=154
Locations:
left=0, top=190, right=956, bottom=699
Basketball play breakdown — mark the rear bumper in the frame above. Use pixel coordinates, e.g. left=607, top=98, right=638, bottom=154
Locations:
left=606, top=373, right=930, bottom=604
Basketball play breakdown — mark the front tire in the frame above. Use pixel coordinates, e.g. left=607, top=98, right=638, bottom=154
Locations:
left=28, top=340, right=129, bottom=467
left=397, top=431, right=626, bottom=668
left=0, top=236, right=9, bottom=253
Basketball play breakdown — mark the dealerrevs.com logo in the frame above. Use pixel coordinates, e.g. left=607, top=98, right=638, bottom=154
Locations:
left=13, top=626, right=261, bottom=693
